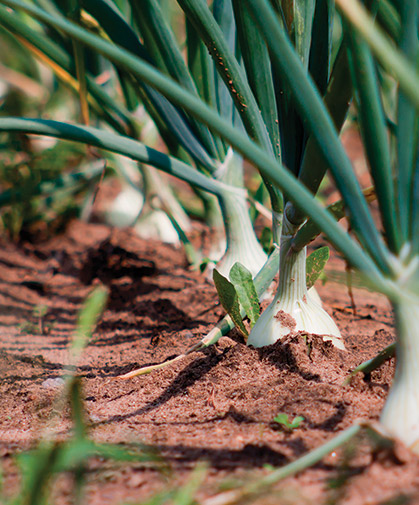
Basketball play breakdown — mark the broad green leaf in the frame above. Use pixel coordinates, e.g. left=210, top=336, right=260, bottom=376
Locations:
left=213, top=269, right=248, bottom=337
left=274, top=413, right=304, bottom=430
left=306, top=246, right=329, bottom=290
left=273, top=413, right=290, bottom=425
left=290, top=416, right=305, bottom=428
left=229, top=262, right=260, bottom=328
left=119, top=247, right=282, bottom=378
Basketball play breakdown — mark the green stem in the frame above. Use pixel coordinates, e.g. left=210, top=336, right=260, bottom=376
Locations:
left=344, top=342, right=395, bottom=385
left=346, top=28, right=400, bottom=252
left=276, top=217, right=308, bottom=304
left=128, top=0, right=219, bottom=159
left=286, top=44, right=353, bottom=227
left=250, top=425, right=361, bottom=487
left=396, top=1, right=419, bottom=244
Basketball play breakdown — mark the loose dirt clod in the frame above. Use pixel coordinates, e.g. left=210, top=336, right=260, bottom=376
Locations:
left=274, top=309, right=297, bottom=329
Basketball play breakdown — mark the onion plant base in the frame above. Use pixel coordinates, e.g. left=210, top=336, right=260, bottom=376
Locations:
left=380, top=299, right=419, bottom=454
left=134, top=209, right=180, bottom=245
left=247, top=293, right=344, bottom=350
left=248, top=216, right=345, bottom=350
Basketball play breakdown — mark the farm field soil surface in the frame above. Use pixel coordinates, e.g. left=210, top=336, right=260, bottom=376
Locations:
left=1, top=218, right=419, bottom=505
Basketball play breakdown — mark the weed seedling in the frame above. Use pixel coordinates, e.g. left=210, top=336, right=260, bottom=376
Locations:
left=19, top=304, right=52, bottom=335
left=33, top=304, right=48, bottom=334
left=273, top=413, right=304, bottom=432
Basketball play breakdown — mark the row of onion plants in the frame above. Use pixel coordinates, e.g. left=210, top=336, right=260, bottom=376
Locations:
left=0, top=0, right=418, bottom=453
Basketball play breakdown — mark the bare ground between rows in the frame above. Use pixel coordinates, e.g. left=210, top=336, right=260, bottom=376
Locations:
left=0, top=220, right=418, bottom=505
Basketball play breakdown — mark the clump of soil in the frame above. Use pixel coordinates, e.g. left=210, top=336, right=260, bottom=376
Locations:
left=274, top=310, right=297, bottom=329
left=0, top=220, right=418, bottom=505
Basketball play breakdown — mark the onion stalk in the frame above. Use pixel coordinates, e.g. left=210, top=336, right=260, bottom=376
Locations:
left=380, top=298, right=419, bottom=451
left=380, top=250, right=419, bottom=452
left=211, top=149, right=267, bottom=278
left=248, top=214, right=344, bottom=349
left=214, top=188, right=267, bottom=278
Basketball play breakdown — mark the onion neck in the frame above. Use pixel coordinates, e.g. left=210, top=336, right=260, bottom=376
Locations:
left=214, top=189, right=267, bottom=277
left=220, top=190, right=258, bottom=254
left=212, top=149, right=266, bottom=277
left=274, top=215, right=307, bottom=303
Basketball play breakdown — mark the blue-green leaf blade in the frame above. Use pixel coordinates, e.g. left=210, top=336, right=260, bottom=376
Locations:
left=346, top=28, right=400, bottom=252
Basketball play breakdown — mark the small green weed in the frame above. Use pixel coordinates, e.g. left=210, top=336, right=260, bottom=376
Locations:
left=19, top=304, right=52, bottom=335
left=273, top=413, right=304, bottom=431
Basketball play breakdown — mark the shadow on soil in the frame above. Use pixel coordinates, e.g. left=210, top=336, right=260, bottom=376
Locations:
left=97, top=347, right=228, bottom=424
left=155, top=442, right=289, bottom=469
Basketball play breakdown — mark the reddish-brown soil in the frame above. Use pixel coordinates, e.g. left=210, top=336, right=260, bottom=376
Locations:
left=1, top=218, right=419, bottom=505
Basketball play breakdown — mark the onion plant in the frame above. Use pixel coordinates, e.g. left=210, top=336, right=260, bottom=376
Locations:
left=0, top=0, right=296, bottom=285
left=1, top=0, right=419, bottom=452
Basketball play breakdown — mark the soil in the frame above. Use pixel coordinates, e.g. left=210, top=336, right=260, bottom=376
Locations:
left=1, top=217, right=419, bottom=505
